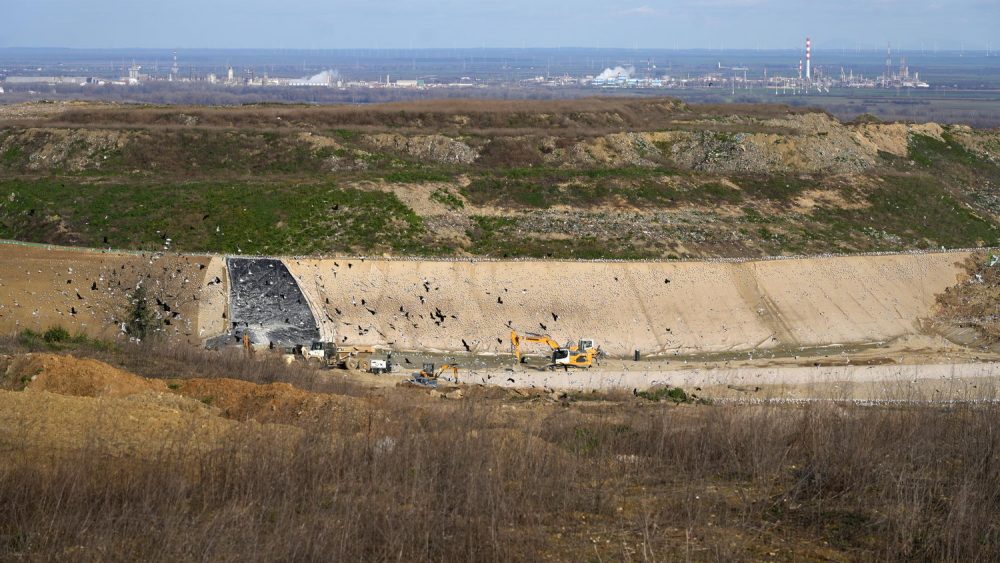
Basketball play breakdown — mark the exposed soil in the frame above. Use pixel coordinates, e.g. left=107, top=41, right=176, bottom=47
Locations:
left=4, top=352, right=167, bottom=397
left=164, top=377, right=374, bottom=428
left=0, top=244, right=220, bottom=343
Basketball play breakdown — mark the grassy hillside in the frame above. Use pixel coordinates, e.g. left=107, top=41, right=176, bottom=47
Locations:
left=0, top=98, right=997, bottom=257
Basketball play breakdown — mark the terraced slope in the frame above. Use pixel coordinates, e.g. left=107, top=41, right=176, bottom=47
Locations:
left=0, top=99, right=997, bottom=258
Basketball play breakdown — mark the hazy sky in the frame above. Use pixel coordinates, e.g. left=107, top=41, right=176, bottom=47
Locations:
left=2, top=0, right=996, bottom=50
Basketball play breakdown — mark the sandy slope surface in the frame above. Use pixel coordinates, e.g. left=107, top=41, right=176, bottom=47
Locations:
left=0, top=243, right=223, bottom=342
left=287, top=252, right=970, bottom=357
left=0, top=242, right=975, bottom=358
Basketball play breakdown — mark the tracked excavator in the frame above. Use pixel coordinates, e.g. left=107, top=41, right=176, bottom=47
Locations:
left=411, top=363, right=460, bottom=386
left=510, top=331, right=600, bottom=369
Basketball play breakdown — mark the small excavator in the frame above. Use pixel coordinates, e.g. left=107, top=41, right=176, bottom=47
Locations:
left=510, top=331, right=600, bottom=370
left=411, top=363, right=460, bottom=386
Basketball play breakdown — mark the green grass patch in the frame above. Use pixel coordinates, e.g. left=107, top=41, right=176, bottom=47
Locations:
left=909, top=132, right=987, bottom=169
left=1, top=146, right=23, bottom=166
left=466, top=215, right=657, bottom=259
left=737, top=175, right=811, bottom=201
left=812, top=174, right=999, bottom=249
left=381, top=170, right=454, bottom=183
left=430, top=188, right=464, bottom=210
left=636, top=386, right=689, bottom=403
left=17, top=327, right=111, bottom=352
left=463, top=169, right=682, bottom=209
left=0, top=179, right=435, bottom=255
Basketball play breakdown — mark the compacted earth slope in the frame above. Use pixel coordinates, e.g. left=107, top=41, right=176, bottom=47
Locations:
left=288, top=251, right=971, bottom=356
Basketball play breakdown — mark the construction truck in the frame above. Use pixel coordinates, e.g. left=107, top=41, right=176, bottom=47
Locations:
left=302, top=341, right=391, bottom=371
left=368, top=350, right=393, bottom=374
left=411, top=363, right=460, bottom=386
left=510, top=331, right=600, bottom=369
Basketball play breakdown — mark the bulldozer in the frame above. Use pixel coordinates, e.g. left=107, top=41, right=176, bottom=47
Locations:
left=510, top=331, right=600, bottom=370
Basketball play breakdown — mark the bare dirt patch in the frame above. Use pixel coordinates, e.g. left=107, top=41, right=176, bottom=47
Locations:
left=165, top=377, right=375, bottom=428
left=5, top=353, right=166, bottom=397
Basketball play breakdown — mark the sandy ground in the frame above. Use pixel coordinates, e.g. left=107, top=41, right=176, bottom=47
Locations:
left=2, top=243, right=986, bottom=397
left=0, top=353, right=390, bottom=467
left=0, top=243, right=222, bottom=343
left=463, top=361, right=1000, bottom=394
left=286, top=252, right=971, bottom=357
left=197, top=255, right=229, bottom=342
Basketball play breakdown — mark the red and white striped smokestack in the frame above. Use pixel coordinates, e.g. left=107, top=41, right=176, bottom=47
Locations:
left=806, top=37, right=812, bottom=80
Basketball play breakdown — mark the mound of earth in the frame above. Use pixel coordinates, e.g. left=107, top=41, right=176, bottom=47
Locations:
left=1, top=352, right=375, bottom=430
left=166, top=377, right=374, bottom=428
left=0, top=352, right=393, bottom=468
left=0, top=388, right=300, bottom=469
left=3, top=352, right=167, bottom=396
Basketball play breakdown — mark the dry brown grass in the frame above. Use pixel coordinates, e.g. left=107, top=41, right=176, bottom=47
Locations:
left=1, top=341, right=999, bottom=560
left=25, top=97, right=816, bottom=136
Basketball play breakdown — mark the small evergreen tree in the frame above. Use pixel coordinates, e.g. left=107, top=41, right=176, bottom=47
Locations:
left=126, top=285, right=159, bottom=340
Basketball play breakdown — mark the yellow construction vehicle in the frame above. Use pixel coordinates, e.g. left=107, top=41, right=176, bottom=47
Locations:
left=412, top=363, right=460, bottom=385
left=302, top=341, right=390, bottom=371
left=510, top=331, right=600, bottom=369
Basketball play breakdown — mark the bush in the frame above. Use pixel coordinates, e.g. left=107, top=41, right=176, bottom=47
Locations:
left=17, top=329, right=42, bottom=347
left=637, top=386, right=689, bottom=403
left=42, top=326, right=70, bottom=343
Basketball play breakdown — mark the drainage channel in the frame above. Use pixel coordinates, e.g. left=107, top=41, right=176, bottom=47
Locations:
left=224, top=257, right=320, bottom=347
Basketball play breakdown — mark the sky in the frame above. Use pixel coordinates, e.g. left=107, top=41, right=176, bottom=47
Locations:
left=2, top=0, right=997, bottom=51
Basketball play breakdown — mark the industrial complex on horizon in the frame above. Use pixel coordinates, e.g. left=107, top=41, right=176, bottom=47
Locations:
left=0, top=39, right=931, bottom=95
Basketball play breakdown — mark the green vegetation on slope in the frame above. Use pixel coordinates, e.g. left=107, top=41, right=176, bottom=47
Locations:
left=0, top=103, right=998, bottom=258
left=0, top=179, right=432, bottom=255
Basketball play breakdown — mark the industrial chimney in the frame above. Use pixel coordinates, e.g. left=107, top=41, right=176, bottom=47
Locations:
left=806, top=37, right=812, bottom=80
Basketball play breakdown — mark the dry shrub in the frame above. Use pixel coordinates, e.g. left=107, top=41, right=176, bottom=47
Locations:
left=474, top=137, right=546, bottom=168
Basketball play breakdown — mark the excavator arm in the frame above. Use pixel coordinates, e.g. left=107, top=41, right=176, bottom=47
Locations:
left=510, top=331, right=560, bottom=362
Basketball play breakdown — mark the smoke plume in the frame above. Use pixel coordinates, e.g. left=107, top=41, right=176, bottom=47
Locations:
left=596, top=66, right=635, bottom=80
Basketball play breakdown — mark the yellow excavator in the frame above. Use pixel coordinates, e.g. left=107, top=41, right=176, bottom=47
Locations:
left=413, top=363, right=460, bottom=385
left=510, top=331, right=600, bottom=370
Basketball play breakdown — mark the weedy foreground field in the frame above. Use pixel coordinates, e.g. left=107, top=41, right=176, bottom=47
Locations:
left=1, top=337, right=998, bottom=560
